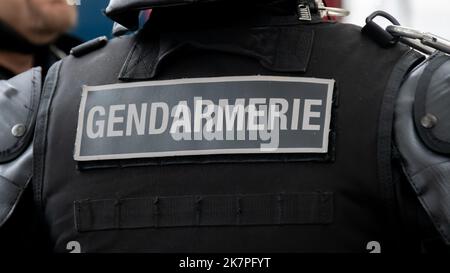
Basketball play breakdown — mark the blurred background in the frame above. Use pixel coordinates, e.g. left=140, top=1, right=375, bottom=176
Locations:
left=342, top=0, right=450, bottom=39
left=71, top=0, right=111, bottom=41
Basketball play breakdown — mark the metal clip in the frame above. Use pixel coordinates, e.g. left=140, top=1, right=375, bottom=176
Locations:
left=387, top=25, right=450, bottom=55
left=298, top=2, right=312, bottom=21
left=316, top=0, right=350, bottom=18
left=298, top=0, right=350, bottom=21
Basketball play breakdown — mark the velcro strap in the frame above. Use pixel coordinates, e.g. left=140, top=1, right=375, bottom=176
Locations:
left=75, top=192, right=334, bottom=232
left=119, top=27, right=313, bottom=80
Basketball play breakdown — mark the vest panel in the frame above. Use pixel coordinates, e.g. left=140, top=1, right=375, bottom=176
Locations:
left=34, top=18, right=422, bottom=253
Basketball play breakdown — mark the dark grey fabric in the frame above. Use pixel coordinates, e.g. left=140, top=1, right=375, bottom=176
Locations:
left=0, top=145, right=33, bottom=227
left=32, top=16, right=428, bottom=252
left=0, top=70, right=37, bottom=229
left=413, top=55, right=450, bottom=154
left=395, top=54, right=450, bottom=245
left=0, top=68, right=41, bottom=163
left=75, top=192, right=334, bottom=232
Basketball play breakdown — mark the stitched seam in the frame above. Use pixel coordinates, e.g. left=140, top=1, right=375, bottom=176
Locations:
left=0, top=174, right=21, bottom=190
left=121, top=42, right=139, bottom=77
left=34, top=61, right=62, bottom=213
left=411, top=159, right=450, bottom=177
left=124, top=42, right=157, bottom=77
left=407, top=170, right=450, bottom=243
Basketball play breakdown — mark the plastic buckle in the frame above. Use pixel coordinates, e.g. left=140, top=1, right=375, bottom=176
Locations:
left=362, top=11, right=401, bottom=48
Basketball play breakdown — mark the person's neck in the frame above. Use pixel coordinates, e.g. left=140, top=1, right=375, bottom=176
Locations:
left=0, top=50, right=34, bottom=75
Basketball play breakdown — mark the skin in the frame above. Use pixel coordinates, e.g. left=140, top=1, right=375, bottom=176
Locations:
left=0, top=0, right=78, bottom=75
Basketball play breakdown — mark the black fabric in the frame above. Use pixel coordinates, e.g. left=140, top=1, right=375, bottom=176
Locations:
left=362, top=21, right=398, bottom=48
left=119, top=25, right=314, bottom=80
left=0, top=184, right=39, bottom=253
left=376, top=50, right=425, bottom=248
left=75, top=192, right=333, bottom=232
left=32, top=11, right=427, bottom=252
left=148, top=3, right=323, bottom=29
left=71, top=37, right=108, bottom=58
left=105, top=0, right=317, bottom=29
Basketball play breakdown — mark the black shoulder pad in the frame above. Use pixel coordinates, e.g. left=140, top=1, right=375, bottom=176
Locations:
left=395, top=53, right=450, bottom=246
left=70, top=36, right=108, bottom=58
left=0, top=68, right=41, bottom=163
left=414, top=54, right=450, bottom=154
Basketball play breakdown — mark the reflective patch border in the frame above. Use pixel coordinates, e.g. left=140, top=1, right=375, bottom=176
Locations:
left=74, top=76, right=335, bottom=161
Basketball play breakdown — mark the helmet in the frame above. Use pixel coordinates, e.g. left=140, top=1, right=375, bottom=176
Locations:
left=106, top=0, right=233, bottom=29
left=105, top=0, right=299, bottom=29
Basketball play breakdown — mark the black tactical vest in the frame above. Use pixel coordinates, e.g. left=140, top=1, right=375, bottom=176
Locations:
left=33, top=6, right=425, bottom=253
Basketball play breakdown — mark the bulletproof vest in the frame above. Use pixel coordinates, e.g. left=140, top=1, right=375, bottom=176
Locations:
left=33, top=5, right=424, bottom=252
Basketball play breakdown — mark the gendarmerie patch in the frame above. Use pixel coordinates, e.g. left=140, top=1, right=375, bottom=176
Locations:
left=74, top=76, right=335, bottom=161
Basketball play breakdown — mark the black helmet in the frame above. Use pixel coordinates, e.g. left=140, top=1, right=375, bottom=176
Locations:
left=105, top=0, right=300, bottom=29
